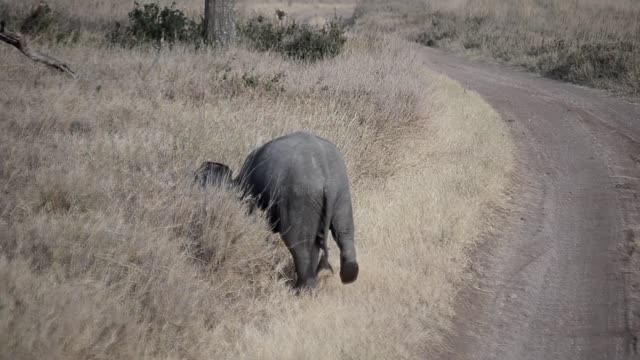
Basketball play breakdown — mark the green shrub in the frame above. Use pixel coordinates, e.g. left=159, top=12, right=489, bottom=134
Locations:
left=109, top=2, right=202, bottom=47
left=237, top=13, right=347, bottom=62
left=237, top=15, right=283, bottom=52
left=415, top=11, right=457, bottom=47
left=541, top=41, right=633, bottom=84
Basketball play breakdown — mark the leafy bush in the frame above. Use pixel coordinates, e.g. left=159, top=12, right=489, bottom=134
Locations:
left=109, top=2, right=202, bottom=46
left=540, top=41, right=633, bottom=84
left=415, top=11, right=457, bottom=47
left=238, top=13, right=347, bottom=62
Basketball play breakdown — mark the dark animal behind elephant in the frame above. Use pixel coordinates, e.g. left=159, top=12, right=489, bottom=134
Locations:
left=194, top=161, right=233, bottom=188
left=195, top=131, right=359, bottom=289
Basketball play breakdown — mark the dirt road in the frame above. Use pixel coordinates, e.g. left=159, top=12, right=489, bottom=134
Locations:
left=421, top=49, right=640, bottom=359
left=298, top=6, right=639, bottom=356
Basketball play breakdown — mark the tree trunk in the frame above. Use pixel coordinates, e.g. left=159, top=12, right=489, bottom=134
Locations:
left=203, top=0, right=216, bottom=43
left=203, top=0, right=236, bottom=46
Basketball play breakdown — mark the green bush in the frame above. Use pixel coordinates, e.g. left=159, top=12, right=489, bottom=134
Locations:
left=541, top=41, right=632, bottom=83
left=109, top=2, right=202, bottom=46
left=415, top=11, right=457, bottom=47
left=238, top=13, right=347, bottom=62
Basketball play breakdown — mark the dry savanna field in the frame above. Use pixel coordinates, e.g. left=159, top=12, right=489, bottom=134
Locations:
left=357, top=0, right=640, bottom=95
left=0, top=1, right=513, bottom=359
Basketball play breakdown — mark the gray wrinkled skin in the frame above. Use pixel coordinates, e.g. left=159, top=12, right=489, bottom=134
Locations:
left=196, top=131, right=359, bottom=289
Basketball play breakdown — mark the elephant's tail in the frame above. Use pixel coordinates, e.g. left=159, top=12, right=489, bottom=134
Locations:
left=320, top=187, right=334, bottom=249
left=316, top=187, right=334, bottom=274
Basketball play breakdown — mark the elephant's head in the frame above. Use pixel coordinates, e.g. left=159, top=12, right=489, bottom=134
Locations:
left=194, top=161, right=233, bottom=188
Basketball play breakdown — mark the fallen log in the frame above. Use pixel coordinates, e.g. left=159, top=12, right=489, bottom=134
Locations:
left=0, top=20, right=77, bottom=78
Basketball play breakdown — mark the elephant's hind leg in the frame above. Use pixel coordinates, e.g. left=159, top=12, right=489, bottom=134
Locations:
left=281, top=226, right=321, bottom=290
left=330, top=194, right=359, bottom=284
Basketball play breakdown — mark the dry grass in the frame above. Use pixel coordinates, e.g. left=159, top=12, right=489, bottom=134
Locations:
left=237, top=0, right=355, bottom=18
left=0, top=1, right=513, bottom=359
left=356, top=0, right=640, bottom=95
left=0, top=0, right=352, bottom=31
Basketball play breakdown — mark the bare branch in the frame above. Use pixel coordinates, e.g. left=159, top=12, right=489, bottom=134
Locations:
left=0, top=23, right=77, bottom=78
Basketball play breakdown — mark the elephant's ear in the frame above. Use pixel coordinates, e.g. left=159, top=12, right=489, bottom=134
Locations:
left=194, top=161, right=233, bottom=188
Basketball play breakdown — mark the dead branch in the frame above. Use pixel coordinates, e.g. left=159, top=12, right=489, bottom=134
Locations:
left=0, top=20, right=77, bottom=78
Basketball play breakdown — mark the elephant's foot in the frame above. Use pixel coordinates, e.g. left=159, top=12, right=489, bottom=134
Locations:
left=295, top=276, right=319, bottom=290
left=340, top=259, right=359, bottom=284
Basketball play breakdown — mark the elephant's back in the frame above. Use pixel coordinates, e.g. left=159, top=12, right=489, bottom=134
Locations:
left=237, top=132, right=347, bottom=196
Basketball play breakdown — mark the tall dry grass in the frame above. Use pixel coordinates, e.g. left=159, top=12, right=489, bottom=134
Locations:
left=356, top=0, right=640, bottom=95
left=0, top=0, right=352, bottom=32
left=0, top=1, right=513, bottom=358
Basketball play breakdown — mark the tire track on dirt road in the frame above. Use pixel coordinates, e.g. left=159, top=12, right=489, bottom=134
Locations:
left=295, top=6, right=639, bottom=357
left=421, top=48, right=640, bottom=360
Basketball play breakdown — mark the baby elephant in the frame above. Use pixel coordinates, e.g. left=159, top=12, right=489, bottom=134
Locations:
left=195, top=131, right=359, bottom=289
